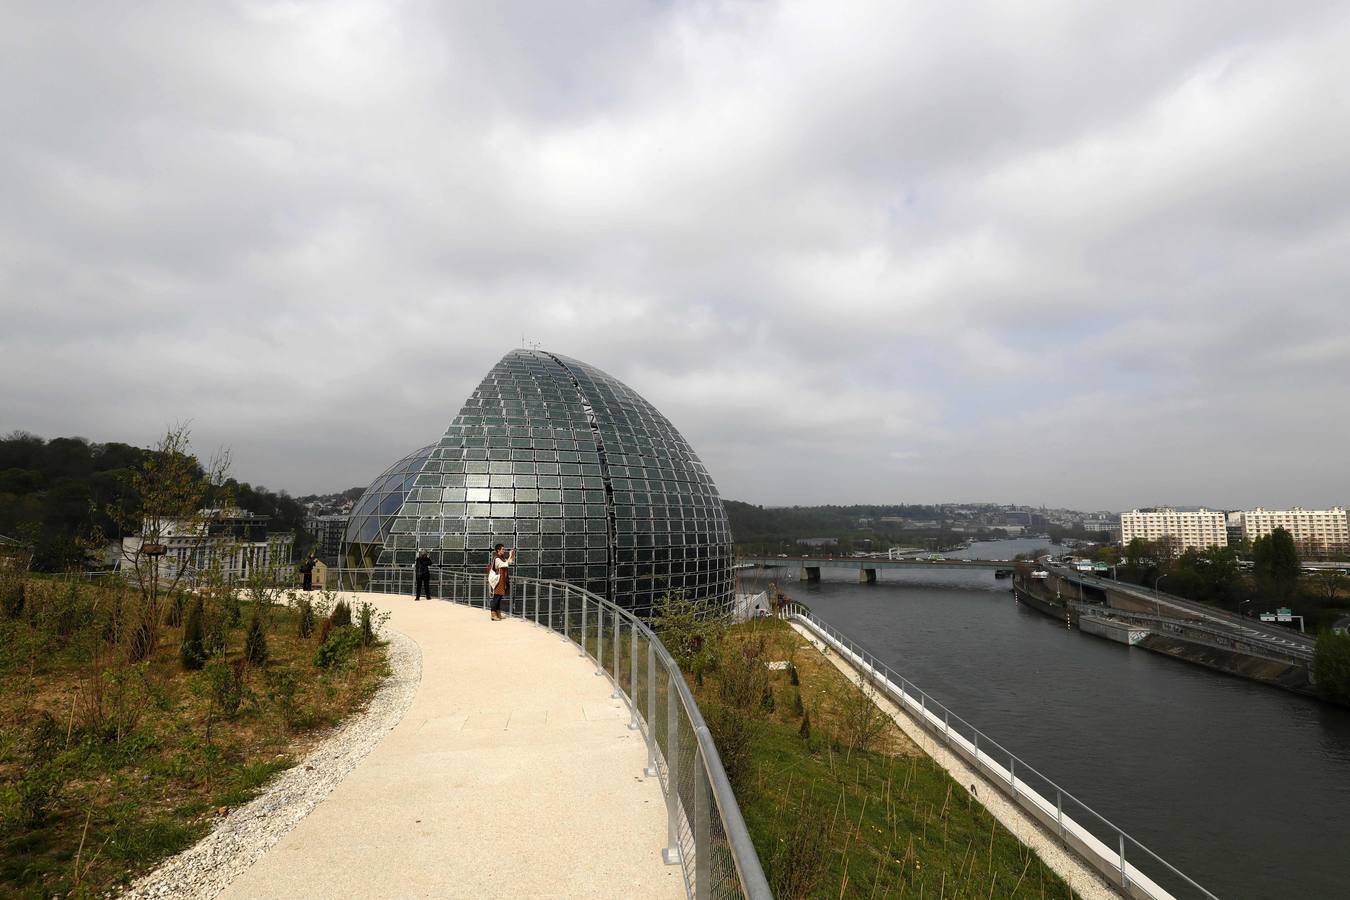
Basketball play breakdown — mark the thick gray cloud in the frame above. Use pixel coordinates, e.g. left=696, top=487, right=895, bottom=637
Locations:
left=2, top=0, right=1348, bottom=510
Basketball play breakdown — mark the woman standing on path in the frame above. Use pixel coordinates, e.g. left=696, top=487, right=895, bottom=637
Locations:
left=488, top=544, right=513, bottom=620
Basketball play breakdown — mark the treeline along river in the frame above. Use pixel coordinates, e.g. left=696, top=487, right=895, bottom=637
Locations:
left=738, top=540, right=1350, bottom=900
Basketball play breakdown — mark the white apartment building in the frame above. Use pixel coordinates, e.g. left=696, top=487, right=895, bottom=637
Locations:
left=1235, top=507, right=1349, bottom=556
left=1119, top=508, right=1228, bottom=553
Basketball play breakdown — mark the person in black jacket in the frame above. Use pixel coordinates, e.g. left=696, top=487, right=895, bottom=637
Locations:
left=300, top=554, right=317, bottom=591
left=414, top=550, right=432, bottom=601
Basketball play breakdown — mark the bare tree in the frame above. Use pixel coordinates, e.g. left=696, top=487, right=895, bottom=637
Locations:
left=110, top=426, right=231, bottom=659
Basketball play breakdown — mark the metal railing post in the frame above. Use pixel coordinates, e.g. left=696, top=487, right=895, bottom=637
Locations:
left=595, top=598, right=605, bottom=675
left=695, top=753, right=711, bottom=900
left=629, top=621, right=639, bottom=729
left=580, top=593, right=588, bottom=658
left=645, top=641, right=659, bottom=777
left=1119, top=833, right=1129, bottom=889
left=663, top=671, right=681, bottom=866
left=1056, top=789, right=1064, bottom=843
left=612, top=606, right=622, bottom=698
left=1010, top=756, right=1017, bottom=799
left=547, top=582, right=554, bottom=632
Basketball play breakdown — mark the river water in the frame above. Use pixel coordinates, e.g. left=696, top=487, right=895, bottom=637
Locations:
left=739, top=539, right=1350, bottom=900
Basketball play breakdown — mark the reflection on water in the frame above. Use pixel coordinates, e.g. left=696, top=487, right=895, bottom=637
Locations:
left=740, top=540, right=1350, bottom=900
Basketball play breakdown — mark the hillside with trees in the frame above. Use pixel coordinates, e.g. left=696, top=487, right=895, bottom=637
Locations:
left=0, top=432, right=312, bottom=570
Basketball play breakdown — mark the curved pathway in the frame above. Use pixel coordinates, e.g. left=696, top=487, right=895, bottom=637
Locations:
left=218, top=594, right=680, bottom=899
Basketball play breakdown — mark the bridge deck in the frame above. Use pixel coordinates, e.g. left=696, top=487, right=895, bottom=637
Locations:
left=218, top=593, right=680, bottom=899
left=741, top=555, right=1016, bottom=570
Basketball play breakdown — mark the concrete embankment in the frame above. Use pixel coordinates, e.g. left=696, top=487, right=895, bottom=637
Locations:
left=788, top=619, right=1127, bottom=900
left=1012, top=581, right=1318, bottom=699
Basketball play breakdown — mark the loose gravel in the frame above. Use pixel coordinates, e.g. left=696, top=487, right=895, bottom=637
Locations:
left=121, top=628, right=422, bottom=900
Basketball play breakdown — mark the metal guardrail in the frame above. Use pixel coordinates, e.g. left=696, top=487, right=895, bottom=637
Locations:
left=780, top=601, right=1219, bottom=900
left=322, top=566, right=772, bottom=900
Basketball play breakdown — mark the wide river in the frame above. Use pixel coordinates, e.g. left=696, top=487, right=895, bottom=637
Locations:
left=739, top=539, right=1350, bottom=900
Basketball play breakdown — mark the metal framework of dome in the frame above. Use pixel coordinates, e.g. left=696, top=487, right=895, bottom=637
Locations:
left=342, top=349, right=734, bottom=614
left=341, top=443, right=436, bottom=569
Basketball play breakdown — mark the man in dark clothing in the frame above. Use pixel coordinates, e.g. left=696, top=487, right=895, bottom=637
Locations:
left=414, top=550, right=432, bottom=601
left=300, top=554, right=317, bottom=591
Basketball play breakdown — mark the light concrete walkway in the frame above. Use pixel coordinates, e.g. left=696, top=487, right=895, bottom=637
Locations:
left=219, top=594, right=682, bottom=899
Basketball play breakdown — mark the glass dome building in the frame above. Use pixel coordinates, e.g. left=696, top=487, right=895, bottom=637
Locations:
left=342, top=349, right=734, bottom=614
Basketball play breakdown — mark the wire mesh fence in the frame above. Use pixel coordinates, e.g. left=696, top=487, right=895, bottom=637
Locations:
left=781, top=600, right=1218, bottom=900
left=321, top=565, right=771, bottom=900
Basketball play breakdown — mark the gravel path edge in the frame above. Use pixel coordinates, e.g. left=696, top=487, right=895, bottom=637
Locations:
left=121, top=628, right=423, bottom=900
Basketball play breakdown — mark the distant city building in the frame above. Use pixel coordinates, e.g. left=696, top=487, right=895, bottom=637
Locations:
left=1081, top=514, right=1121, bottom=541
left=306, top=514, right=348, bottom=564
left=796, top=537, right=839, bottom=548
left=1234, top=507, right=1349, bottom=557
left=119, top=508, right=295, bottom=583
left=1119, top=508, right=1228, bottom=553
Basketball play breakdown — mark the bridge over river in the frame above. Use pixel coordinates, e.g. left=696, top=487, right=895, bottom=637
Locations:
left=739, top=554, right=1017, bottom=581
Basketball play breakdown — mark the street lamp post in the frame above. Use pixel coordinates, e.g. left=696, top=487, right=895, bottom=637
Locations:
left=1153, top=573, right=1168, bottom=618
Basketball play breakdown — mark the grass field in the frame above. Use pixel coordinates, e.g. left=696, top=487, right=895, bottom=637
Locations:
left=695, top=617, right=1073, bottom=899
left=0, top=576, right=387, bottom=899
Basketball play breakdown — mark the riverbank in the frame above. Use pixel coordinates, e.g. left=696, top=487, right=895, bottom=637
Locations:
left=704, top=617, right=1079, bottom=898
left=1011, top=578, right=1318, bottom=700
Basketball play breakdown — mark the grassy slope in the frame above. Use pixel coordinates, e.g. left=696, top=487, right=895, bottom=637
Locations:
left=707, top=618, right=1073, bottom=899
left=0, top=578, right=387, bottom=899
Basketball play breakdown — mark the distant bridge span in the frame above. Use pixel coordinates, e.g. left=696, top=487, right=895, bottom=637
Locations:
left=737, top=555, right=1016, bottom=583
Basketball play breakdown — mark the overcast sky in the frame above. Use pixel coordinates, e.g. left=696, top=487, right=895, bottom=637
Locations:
left=3, top=1, right=1349, bottom=511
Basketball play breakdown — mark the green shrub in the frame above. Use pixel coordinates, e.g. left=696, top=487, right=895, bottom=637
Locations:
left=180, top=597, right=206, bottom=670
left=0, top=576, right=24, bottom=619
left=706, top=704, right=754, bottom=792
left=788, top=663, right=800, bottom=686
left=330, top=599, right=352, bottom=628
left=359, top=602, right=374, bottom=647
left=204, top=614, right=226, bottom=658
left=244, top=613, right=268, bottom=666
left=314, top=626, right=362, bottom=670
left=760, top=684, right=775, bottom=713
left=165, top=592, right=186, bottom=627
left=1315, top=630, right=1350, bottom=705
left=792, top=689, right=804, bottom=717
left=222, top=591, right=242, bottom=628
left=297, top=598, right=315, bottom=638
left=798, top=711, right=811, bottom=740
left=264, top=667, right=300, bottom=730
left=203, top=658, right=244, bottom=718
left=127, top=618, right=154, bottom=663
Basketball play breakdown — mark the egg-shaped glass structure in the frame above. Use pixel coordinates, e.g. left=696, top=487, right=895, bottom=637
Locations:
left=343, top=349, right=733, bottom=614
left=342, top=443, right=436, bottom=568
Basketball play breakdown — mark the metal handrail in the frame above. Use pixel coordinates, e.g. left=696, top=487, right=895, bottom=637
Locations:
left=320, top=565, right=771, bottom=900
left=780, top=600, right=1219, bottom=900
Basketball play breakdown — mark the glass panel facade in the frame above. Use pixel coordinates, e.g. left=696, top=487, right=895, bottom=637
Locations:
left=341, top=350, right=734, bottom=614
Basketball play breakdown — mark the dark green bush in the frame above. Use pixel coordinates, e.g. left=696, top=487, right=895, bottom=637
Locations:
left=165, top=592, right=186, bottom=627
left=792, top=689, right=804, bottom=717
left=788, top=663, right=800, bottom=686
left=244, top=613, right=268, bottom=666
left=314, top=627, right=362, bottom=670
left=0, top=576, right=24, bottom=619
left=1315, top=630, right=1350, bottom=705
left=180, top=597, right=206, bottom=670
left=222, top=591, right=242, bottom=628
left=330, top=599, right=352, bottom=628
left=706, top=704, right=754, bottom=792
left=264, top=667, right=300, bottom=730
left=798, top=710, right=811, bottom=740
left=203, top=658, right=244, bottom=718
left=297, top=598, right=315, bottom=638
left=359, top=602, right=374, bottom=647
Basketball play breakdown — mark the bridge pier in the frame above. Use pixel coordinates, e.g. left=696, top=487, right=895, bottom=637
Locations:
left=859, top=567, right=877, bottom=584
left=801, top=566, right=821, bottom=583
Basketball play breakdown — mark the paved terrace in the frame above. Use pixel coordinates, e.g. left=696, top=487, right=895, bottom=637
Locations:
left=219, top=593, right=682, bottom=900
